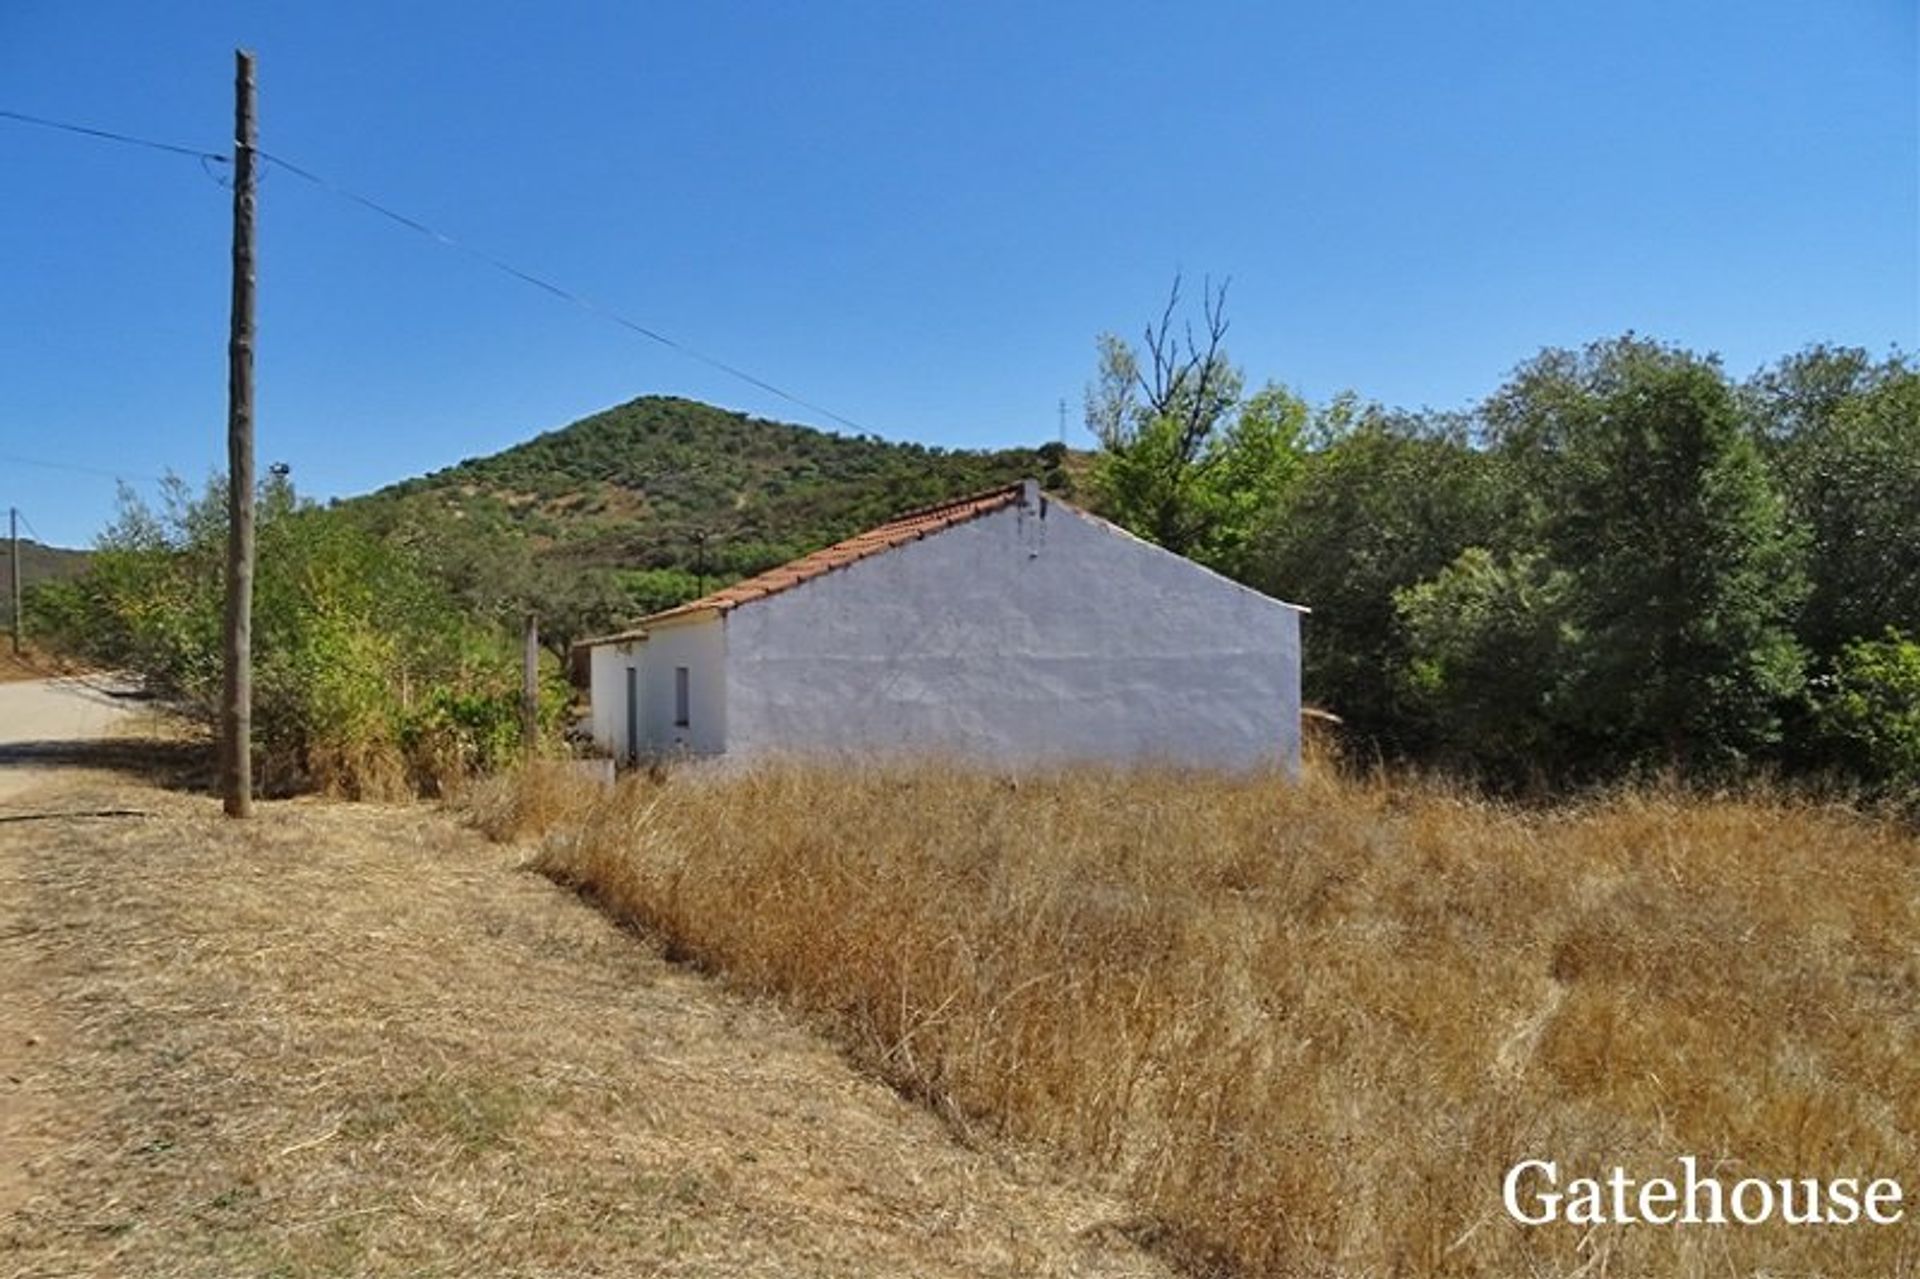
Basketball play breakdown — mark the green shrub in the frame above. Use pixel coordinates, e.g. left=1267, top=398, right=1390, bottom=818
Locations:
left=1815, top=630, right=1920, bottom=793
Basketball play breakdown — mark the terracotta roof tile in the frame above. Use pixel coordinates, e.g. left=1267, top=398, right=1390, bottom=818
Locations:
left=576, top=482, right=1030, bottom=647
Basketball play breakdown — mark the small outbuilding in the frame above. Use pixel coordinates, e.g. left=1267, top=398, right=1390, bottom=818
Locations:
left=575, top=480, right=1306, bottom=773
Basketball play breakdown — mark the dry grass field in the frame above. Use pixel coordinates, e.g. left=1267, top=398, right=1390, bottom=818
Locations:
left=0, top=754, right=1169, bottom=1278
left=483, top=759, right=1920, bottom=1278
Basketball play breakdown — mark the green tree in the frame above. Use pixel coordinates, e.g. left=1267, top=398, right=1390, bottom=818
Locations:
left=1489, top=337, right=1808, bottom=771
left=1744, top=347, right=1919, bottom=661
left=615, top=567, right=706, bottom=618
left=1085, top=277, right=1304, bottom=574
left=1251, top=406, right=1510, bottom=744
left=1394, top=547, right=1574, bottom=782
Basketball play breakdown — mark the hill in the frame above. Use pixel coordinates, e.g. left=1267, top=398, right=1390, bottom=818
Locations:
left=348, top=396, right=1085, bottom=640
left=1, top=539, right=91, bottom=677
left=0, top=538, right=89, bottom=620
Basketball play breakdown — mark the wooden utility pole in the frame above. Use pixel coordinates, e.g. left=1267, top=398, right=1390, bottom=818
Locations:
left=8, top=507, right=20, bottom=657
left=521, top=613, right=540, bottom=753
left=220, top=49, right=258, bottom=818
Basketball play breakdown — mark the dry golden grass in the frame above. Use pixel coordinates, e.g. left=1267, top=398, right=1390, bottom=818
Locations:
left=1, top=759, right=1169, bottom=1277
left=498, top=758, right=1920, bottom=1278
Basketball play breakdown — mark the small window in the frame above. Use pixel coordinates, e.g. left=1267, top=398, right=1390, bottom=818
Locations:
left=674, top=666, right=691, bottom=727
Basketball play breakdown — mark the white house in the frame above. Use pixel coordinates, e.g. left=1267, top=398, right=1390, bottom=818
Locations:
left=576, top=480, right=1306, bottom=773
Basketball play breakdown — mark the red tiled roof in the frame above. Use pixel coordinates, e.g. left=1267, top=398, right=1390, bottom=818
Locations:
left=576, top=482, right=1029, bottom=647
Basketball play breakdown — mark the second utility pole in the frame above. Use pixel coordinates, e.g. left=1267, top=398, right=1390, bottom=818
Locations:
left=9, top=507, right=20, bottom=657
left=220, top=48, right=258, bottom=818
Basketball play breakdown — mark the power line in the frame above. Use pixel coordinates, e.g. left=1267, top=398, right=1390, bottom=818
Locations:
left=0, top=452, right=167, bottom=484
left=1, top=104, right=882, bottom=437
left=0, top=107, right=228, bottom=164
left=257, top=149, right=876, bottom=434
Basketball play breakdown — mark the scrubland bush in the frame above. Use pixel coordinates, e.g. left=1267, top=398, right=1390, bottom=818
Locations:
left=29, top=476, right=566, bottom=796
left=504, top=762, right=1919, bottom=1278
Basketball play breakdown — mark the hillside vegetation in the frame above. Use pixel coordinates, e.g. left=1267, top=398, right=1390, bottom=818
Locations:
left=349, top=396, right=1080, bottom=642
left=486, top=759, right=1920, bottom=1279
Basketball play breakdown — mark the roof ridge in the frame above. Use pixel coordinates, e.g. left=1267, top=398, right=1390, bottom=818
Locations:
left=881, top=479, right=1027, bottom=525
left=574, top=480, right=1037, bottom=646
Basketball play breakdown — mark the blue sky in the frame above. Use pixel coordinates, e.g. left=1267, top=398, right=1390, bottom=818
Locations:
left=2, top=1, right=1914, bottom=547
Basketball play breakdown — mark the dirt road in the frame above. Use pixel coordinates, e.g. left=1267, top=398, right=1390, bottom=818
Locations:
left=0, top=675, right=144, bottom=805
left=0, top=723, right=1166, bottom=1275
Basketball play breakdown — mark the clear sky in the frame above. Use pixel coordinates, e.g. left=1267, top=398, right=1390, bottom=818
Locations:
left=2, top=1, right=1914, bottom=547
